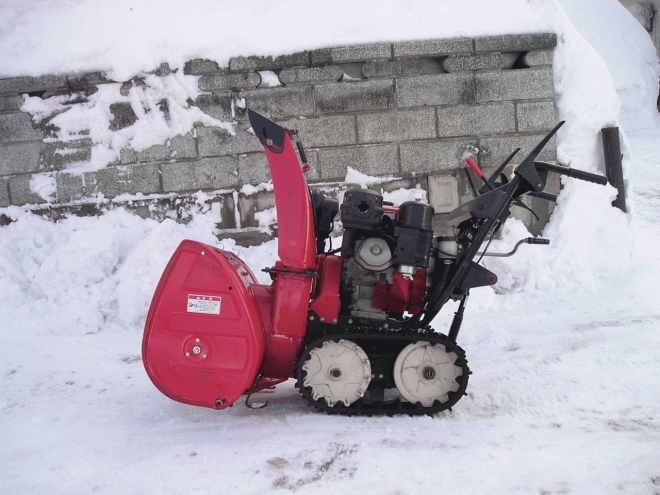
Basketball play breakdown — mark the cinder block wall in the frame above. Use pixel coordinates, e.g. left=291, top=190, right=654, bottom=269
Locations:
left=0, top=33, right=559, bottom=238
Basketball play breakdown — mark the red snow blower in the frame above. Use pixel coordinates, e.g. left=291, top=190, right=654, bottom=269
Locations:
left=142, top=110, right=607, bottom=415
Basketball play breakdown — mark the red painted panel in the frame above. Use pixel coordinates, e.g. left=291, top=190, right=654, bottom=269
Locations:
left=372, top=268, right=427, bottom=318
left=264, top=272, right=314, bottom=377
left=142, top=240, right=265, bottom=409
left=309, top=254, right=342, bottom=323
left=263, top=132, right=317, bottom=272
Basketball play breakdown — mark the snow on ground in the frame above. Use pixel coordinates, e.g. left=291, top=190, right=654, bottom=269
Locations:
left=2, top=0, right=660, bottom=494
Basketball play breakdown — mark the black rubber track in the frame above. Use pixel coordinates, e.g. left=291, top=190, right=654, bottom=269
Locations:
left=294, top=316, right=471, bottom=416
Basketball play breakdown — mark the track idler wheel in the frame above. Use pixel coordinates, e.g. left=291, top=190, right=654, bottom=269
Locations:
left=299, top=339, right=371, bottom=407
left=393, top=340, right=465, bottom=408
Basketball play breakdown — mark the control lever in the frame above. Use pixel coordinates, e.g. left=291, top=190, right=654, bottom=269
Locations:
left=478, top=237, right=550, bottom=258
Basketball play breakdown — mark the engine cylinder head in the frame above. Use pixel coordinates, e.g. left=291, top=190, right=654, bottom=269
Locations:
left=341, top=189, right=384, bottom=230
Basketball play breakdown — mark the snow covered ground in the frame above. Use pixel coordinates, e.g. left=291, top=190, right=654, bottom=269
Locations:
left=2, top=0, right=660, bottom=494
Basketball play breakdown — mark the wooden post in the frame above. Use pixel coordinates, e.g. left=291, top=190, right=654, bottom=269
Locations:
left=601, top=127, right=627, bottom=213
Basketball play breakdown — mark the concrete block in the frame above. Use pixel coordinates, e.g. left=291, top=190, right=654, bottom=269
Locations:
left=0, top=177, right=9, bottom=207
left=478, top=133, right=556, bottom=169
left=42, top=139, right=92, bottom=169
left=428, top=174, right=459, bottom=214
left=393, top=38, right=472, bottom=58
left=279, top=66, right=343, bottom=85
left=357, top=108, right=436, bottom=144
left=161, top=157, right=239, bottom=192
left=66, top=72, right=109, bottom=87
left=511, top=195, right=553, bottom=237
left=119, top=148, right=138, bottom=165
left=318, top=144, right=398, bottom=180
left=475, top=67, right=554, bottom=103
left=328, top=44, right=391, bottom=63
left=184, top=59, right=222, bottom=75
left=197, top=125, right=263, bottom=157
left=475, top=33, right=557, bottom=52
left=55, top=172, right=86, bottom=203
left=217, top=229, right=276, bottom=246
left=543, top=164, right=562, bottom=196
left=199, top=72, right=261, bottom=91
left=311, top=44, right=391, bottom=65
left=0, top=74, right=68, bottom=94
left=239, top=85, right=314, bottom=119
left=512, top=171, right=558, bottom=236
left=524, top=50, right=554, bottom=67
left=0, top=95, right=24, bottom=112
left=0, top=141, right=43, bottom=175
left=437, top=102, right=515, bottom=137
left=396, top=73, right=475, bottom=108
left=229, top=52, right=310, bottom=71
left=310, top=48, right=334, bottom=66
left=362, top=59, right=426, bottom=78
left=279, top=115, right=356, bottom=148
left=236, top=189, right=276, bottom=229
left=119, top=133, right=196, bottom=164
left=84, top=163, right=161, bottom=198
left=443, top=53, right=506, bottom=72
left=0, top=112, right=44, bottom=143
left=315, top=80, right=394, bottom=114
left=109, top=102, right=137, bottom=131
left=517, top=100, right=555, bottom=132
left=195, top=93, right=232, bottom=120
left=215, top=193, right=239, bottom=230
left=400, top=138, right=478, bottom=173
left=8, top=175, right=46, bottom=205
left=237, top=153, right=271, bottom=185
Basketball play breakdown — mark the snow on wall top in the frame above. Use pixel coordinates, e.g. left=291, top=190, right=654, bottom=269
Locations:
left=0, top=0, right=554, bottom=80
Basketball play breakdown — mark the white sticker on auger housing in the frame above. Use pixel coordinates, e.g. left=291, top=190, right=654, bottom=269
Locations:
left=187, top=295, right=221, bottom=315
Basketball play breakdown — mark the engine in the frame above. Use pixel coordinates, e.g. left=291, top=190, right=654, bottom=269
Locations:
left=339, top=188, right=435, bottom=320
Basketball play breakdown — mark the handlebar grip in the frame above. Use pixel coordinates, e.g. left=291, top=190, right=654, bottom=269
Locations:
left=525, top=237, right=550, bottom=245
left=565, top=168, right=608, bottom=185
left=535, top=162, right=608, bottom=186
left=466, top=157, right=484, bottom=178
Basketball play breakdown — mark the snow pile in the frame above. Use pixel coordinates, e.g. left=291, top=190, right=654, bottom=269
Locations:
left=0, top=205, right=274, bottom=337
left=559, top=0, right=660, bottom=132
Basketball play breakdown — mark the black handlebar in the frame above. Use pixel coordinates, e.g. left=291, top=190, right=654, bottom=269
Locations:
left=535, top=162, right=608, bottom=186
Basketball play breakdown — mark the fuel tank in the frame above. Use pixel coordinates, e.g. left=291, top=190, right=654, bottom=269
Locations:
left=142, top=240, right=265, bottom=409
